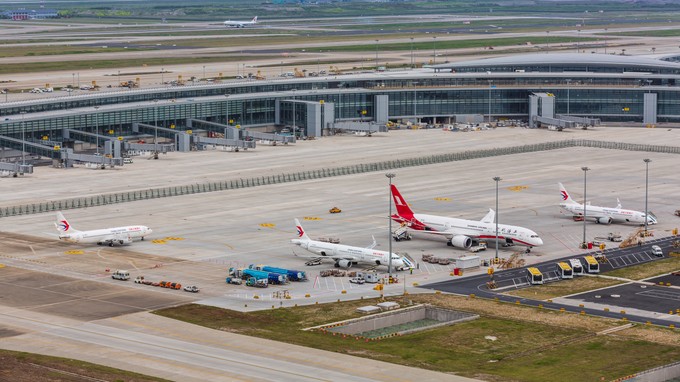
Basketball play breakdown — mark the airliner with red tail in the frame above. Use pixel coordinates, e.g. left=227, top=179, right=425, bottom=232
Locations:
left=390, top=185, right=543, bottom=251
left=55, top=211, right=152, bottom=247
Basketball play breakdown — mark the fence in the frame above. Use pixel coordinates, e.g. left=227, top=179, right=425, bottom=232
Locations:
left=2, top=139, right=679, bottom=218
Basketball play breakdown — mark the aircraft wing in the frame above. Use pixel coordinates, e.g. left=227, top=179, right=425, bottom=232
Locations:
left=481, top=209, right=495, bottom=224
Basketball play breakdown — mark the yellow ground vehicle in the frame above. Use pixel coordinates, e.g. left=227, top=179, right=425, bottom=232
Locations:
left=329, top=207, right=342, bottom=213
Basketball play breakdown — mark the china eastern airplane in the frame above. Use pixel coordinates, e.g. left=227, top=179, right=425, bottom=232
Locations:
left=55, top=212, right=152, bottom=246
left=291, top=219, right=407, bottom=270
left=224, top=16, right=257, bottom=28
left=559, top=182, right=657, bottom=225
left=390, top=185, right=543, bottom=251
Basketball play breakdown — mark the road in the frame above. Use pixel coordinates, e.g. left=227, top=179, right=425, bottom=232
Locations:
left=423, top=236, right=680, bottom=327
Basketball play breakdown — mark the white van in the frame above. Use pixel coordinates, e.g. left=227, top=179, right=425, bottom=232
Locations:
left=112, top=270, right=130, bottom=280
left=651, top=245, right=663, bottom=257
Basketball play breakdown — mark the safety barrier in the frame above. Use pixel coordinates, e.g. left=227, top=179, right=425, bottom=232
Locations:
left=1, top=139, right=679, bottom=218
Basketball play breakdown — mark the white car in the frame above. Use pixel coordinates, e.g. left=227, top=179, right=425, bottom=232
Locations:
left=651, top=245, right=663, bottom=257
left=349, top=277, right=365, bottom=284
left=183, top=285, right=200, bottom=293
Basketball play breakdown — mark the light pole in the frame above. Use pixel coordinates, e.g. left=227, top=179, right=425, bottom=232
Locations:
left=386, top=173, right=396, bottom=278
left=203, top=65, right=206, bottom=81
left=161, top=67, right=164, bottom=86
left=488, top=80, right=493, bottom=123
left=72, top=73, right=75, bottom=88
left=20, top=111, right=26, bottom=166
left=546, top=30, right=550, bottom=53
left=410, top=37, right=414, bottom=68
left=577, top=29, right=580, bottom=53
left=644, top=159, right=651, bottom=237
left=224, top=94, right=230, bottom=125
left=565, top=79, right=571, bottom=115
left=581, top=166, right=590, bottom=248
left=153, top=99, right=159, bottom=155
left=375, top=39, right=379, bottom=69
left=433, top=36, right=437, bottom=65
left=604, top=28, right=608, bottom=54
left=94, top=106, right=100, bottom=155
left=493, top=176, right=501, bottom=260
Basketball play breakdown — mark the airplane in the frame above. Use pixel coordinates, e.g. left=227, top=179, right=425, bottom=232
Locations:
left=55, top=211, right=152, bottom=246
left=389, top=185, right=543, bottom=252
left=224, top=16, right=258, bottom=28
left=558, top=182, right=657, bottom=225
left=291, top=218, right=407, bottom=270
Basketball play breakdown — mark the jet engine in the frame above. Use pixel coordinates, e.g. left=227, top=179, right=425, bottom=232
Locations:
left=336, top=259, right=352, bottom=268
left=447, top=235, right=472, bottom=249
left=596, top=217, right=612, bottom=225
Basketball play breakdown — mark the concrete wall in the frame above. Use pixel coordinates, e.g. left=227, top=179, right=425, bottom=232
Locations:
left=627, top=360, right=680, bottom=382
left=330, top=305, right=478, bottom=336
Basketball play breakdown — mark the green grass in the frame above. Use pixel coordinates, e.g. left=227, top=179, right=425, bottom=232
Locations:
left=504, top=276, right=623, bottom=300
left=295, top=36, right=598, bottom=53
left=0, top=55, right=277, bottom=76
left=606, top=256, right=680, bottom=280
left=0, top=349, right=170, bottom=381
left=607, top=29, right=680, bottom=37
left=155, top=300, right=680, bottom=381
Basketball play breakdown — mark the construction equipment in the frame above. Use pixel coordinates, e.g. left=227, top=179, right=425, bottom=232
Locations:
left=294, top=68, right=306, bottom=78
left=329, top=207, right=341, bottom=214
left=254, top=70, right=266, bottom=80
left=675, top=210, right=680, bottom=217
left=119, top=80, right=138, bottom=88
left=619, top=227, right=647, bottom=248
left=498, top=253, right=526, bottom=269
left=672, top=240, right=680, bottom=249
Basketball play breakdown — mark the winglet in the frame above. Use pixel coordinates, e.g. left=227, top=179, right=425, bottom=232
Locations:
left=616, top=198, right=622, bottom=209
left=367, top=235, right=377, bottom=249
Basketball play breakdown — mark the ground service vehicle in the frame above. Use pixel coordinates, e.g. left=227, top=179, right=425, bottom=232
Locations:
left=349, top=277, right=366, bottom=284
left=111, top=270, right=130, bottom=280
left=329, top=207, right=342, bottom=213
left=183, top=285, right=200, bottom=293
left=253, top=265, right=307, bottom=281
left=651, top=245, right=664, bottom=257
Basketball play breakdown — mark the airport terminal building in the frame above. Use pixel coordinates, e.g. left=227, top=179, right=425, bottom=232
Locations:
left=2, top=53, right=680, bottom=164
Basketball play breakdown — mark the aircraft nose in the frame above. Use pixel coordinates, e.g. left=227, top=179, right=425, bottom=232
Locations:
left=146, top=227, right=153, bottom=235
left=535, top=237, right=544, bottom=246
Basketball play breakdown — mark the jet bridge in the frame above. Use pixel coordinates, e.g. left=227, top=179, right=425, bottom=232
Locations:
left=188, top=119, right=295, bottom=144
left=132, top=122, right=190, bottom=152
left=328, top=121, right=387, bottom=135
left=0, top=160, right=33, bottom=175
left=555, top=115, right=601, bottom=128
left=0, top=134, right=59, bottom=162
left=63, top=129, right=123, bottom=159
left=59, top=149, right=123, bottom=168
left=186, top=119, right=257, bottom=150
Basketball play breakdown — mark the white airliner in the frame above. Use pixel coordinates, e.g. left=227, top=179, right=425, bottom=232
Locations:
left=224, top=16, right=257, bottom=28
left=291, top=219, right=406, bottom=270
left=390, top=185, right=543, bottom=251
left=558, top=182, right=657, bottom=225
left=55, top=212, right=152, bottom=246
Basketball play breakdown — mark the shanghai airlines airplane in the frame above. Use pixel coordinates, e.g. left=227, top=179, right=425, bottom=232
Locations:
left=224, top=16, right=258, bottom=28
left=390, top=185, right=543, bottom=251
left=55, top=212, right=152, bottom=246
left=291, top=219, right=407, bottom=270
left=559, top=182, right=657, bottom=225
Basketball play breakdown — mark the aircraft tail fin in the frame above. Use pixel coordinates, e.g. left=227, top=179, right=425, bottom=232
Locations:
left=558, top=183, right=578, bottom=205
left=390, top=184, right=415, bottom=219
left=252, top=16, right=258, bottom=23
left=481, top=208, right=495, bottom=224
left=294, top=218, right=310, bottom=242
left=55, top=211, right=78, bottom=233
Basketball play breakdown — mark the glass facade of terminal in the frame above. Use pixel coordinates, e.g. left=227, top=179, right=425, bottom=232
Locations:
left=2, top=74, right=680, bottom=140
